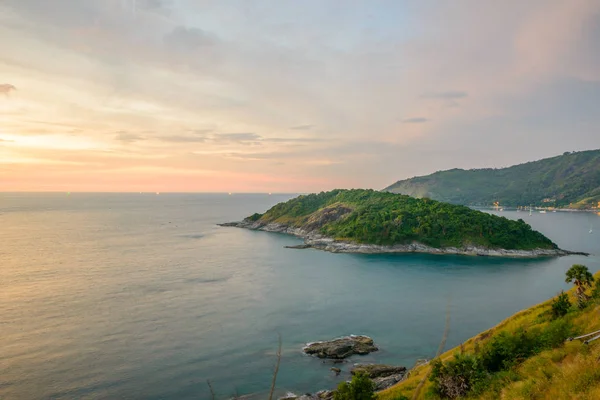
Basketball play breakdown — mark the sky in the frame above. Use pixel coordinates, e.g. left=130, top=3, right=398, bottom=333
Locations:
left=1, top=0, right=599, bottom=192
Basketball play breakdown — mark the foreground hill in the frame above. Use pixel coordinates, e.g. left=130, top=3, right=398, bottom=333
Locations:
left=384, top=149, right=600, bottom=209
left=379, top=270, right=600, bottom=400
left=221, top=189, right=575, bottom=257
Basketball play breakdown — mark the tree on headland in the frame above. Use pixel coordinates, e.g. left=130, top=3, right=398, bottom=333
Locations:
left=565, top=264, right=594, bottom=309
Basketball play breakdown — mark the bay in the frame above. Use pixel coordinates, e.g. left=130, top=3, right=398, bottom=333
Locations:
left=1, top=193, right=598, bottom=399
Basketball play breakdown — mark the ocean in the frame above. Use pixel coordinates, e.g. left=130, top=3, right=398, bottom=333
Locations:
left=1, top=193, right=599, bottom=399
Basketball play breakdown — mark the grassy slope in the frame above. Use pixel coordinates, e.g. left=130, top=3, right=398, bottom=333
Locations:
left=249, top=189, right=557, bottom=250
left=378, top=272, right=600, bottom=400
left=384, top=149, right=600, bottom=208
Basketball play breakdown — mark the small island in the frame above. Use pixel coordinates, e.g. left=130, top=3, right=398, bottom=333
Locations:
left=220, top=189, right=586, bottom=257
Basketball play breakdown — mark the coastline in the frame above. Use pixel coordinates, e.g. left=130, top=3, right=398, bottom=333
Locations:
left=219, top=221, right=588, bottom=258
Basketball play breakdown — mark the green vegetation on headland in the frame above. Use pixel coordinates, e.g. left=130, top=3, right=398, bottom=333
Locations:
left=384, top=149, right=600, bottom=209
left=243, top=189, right=557, bottom=251
left=379, top=265, right=600, bottom=400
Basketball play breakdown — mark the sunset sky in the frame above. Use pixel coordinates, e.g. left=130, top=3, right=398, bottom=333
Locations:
left=1, top=0, right=599, bottom=192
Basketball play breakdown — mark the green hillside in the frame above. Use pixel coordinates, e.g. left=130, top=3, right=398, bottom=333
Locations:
left=246, top=189, right=557, bottom=250
left=379, top=269, right=600, bottom=400
left=384, top=149, right=600, bottom=208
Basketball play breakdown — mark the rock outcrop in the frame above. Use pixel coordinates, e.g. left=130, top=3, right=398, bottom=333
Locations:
left=279, top=390, right=333, bottom=400
left=303, top=335, right=378, bottom=359
left=351, top=364, right=407, bottom=391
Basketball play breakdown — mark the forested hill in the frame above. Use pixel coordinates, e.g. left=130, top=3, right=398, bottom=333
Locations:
left=246, top=189, right=557, bottom=250
left=384, top=149, right=600, bottom=208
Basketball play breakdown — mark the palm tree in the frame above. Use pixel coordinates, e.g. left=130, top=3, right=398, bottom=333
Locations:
left=565, top=264, right=594, bottom=309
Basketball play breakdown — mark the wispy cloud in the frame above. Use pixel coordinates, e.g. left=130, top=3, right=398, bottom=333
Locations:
left=289, top=124, right=314, bottom=130
left=403, top=117, right=430, bottom=124
left=213, top=133, right=262, bottom=144
left=422, top=91, right=468, bottom=99
left=164, top=26, right=218, bottom=52
left=265, top=137, right=324, bottom=143
left=115, top=131, right=145, bottom=143
left=0, top=83, right=16, bottom=95
left=158, top=135, right=207, bottom=143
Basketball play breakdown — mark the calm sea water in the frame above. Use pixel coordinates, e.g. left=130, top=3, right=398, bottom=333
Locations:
left=1, top=193, right=599, bottom=400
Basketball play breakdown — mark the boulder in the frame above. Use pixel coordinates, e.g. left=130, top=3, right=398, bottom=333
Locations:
left=303, top=335, right=378, bottom=359
left=350, top=364, right=406, bottom=379
left=278, top=392, right=333, bottom=400
left=351, top=364, right=407, bottom=391
left=315, top=390, right=334, bottom=400
left=372, top=374, right=405, bottom=391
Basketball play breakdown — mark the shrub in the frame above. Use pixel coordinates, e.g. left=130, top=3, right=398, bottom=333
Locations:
left=479, top=329, right=538, bottom=372
left=591, top=279, right=600, bottom=299
left=538, top=318, right=575, bottom=348
left=551, top=291, right=571, bottom=318
left=334, top=373, right=375, bottom=400
left=246, top=213, right=262, bottom=222
left=429, top=353, right=487, bottom=399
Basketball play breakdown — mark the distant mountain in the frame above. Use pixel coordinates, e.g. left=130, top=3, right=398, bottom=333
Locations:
left=384, top=149, right=600, bottom=208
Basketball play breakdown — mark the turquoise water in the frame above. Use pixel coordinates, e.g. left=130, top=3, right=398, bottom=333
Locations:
left=1, top=193, right=599, bottom=399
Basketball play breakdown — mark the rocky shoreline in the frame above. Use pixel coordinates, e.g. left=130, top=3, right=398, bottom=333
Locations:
left=278, top=362, right=408, bottom=399
left=269, top=335, right=410, bottom=400
left=219, top=220, right=588, bottom=258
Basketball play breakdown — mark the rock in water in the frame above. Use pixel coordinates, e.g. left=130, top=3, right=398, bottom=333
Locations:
left=303, top=335, right=378, bottom=359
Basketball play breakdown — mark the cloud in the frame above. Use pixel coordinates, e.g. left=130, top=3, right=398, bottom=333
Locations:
left=115, top=131, right=145, bottom=143
left=403, top=117, right=430, bottom=124
left=214, top=133, right=262, bottom=143
left=289, top=124, right=314, bottom=130
left=164, top=26, right=217, bottom=51
left=0, top=83, right=16, bottom=95
left=190, top=129, right=214, bottom=135
left=225, top=152, right=277, bottom=160
left=422, top=91, right=468, bottom=99
left=158, top=135, right=206, bottom=143
left=2, top=1, right=600, bottom=192
left=140, top=0, right=173, bottom=15
left=265, top=137, right=324, bottom=143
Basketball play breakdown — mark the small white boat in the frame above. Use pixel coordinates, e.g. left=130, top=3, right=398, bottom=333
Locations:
left=539, top=210, right=546, bottom=214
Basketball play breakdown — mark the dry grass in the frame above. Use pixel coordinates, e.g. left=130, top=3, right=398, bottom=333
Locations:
left=378, top=272, right=600, bottom=400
